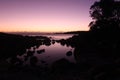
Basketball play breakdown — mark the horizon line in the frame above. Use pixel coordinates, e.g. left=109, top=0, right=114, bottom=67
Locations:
left=0, top=30, right=88, bottom=33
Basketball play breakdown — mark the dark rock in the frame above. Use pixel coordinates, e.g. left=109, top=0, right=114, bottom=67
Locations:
left=37, top=49, right=45, bottom=54
left=66, top=51, right=72, bottom=56
left=30, top=56, right=38, bottom=66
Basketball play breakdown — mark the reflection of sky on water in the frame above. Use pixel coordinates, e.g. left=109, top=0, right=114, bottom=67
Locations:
left=42, top=34, right=74, bottom=40
left=31, top=34, right=75, bottom=40
left=18, top=42, right=75, bottom=66
left=16, top=34, right=76, bottom=66
left=35, top=43, right=75, bottom=66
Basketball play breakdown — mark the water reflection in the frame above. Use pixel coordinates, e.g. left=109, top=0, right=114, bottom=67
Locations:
left=32, top=34, right=75, bottom=40
left=6, top=34, right=76, bottom=67
left=20, top=42, right=75, bottom=66
left=35, top=42, right=75, bottom=66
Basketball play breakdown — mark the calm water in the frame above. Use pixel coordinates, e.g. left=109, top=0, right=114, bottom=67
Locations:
left=17, top=34, right=76, bottom=66
left=29, top=34, right=76, bottom=40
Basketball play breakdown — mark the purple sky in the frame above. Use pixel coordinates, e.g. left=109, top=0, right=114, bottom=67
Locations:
left=0, top=0, right=97, bottom=32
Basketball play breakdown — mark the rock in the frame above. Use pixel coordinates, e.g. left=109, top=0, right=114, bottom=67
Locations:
left=37, top=49, right=45, bottom=54
left=66, top=51, right=72, bottom=56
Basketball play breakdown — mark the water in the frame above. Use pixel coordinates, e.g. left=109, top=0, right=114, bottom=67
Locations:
left=17, top=34, right=76, bottom=66
left=43, top=34, right=75, bottom=40
left=30, top=34, right=76, bottom=40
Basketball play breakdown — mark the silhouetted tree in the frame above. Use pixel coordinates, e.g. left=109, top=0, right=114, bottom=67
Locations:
left=89, top=0, right=120, bottom=32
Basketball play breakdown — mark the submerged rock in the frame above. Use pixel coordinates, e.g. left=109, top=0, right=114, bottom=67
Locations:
left=66, top=51, right=72, bottom=56
left=37, top=49, right=45, bottom=54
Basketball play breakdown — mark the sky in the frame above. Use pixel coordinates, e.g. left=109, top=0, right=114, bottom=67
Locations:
left=0, top=0, right=97, bottom=32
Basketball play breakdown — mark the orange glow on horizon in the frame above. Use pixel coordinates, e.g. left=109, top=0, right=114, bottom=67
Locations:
left=0, top=25, right=89, bottom=33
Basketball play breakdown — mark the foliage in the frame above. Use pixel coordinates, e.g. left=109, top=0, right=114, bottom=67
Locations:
left=89, top=0, right=120, bottom=32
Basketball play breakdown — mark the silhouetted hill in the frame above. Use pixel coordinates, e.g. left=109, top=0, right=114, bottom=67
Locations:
left=55, top=31, right=87, bottom=34
left=0, top=32, right=22, bottom=37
